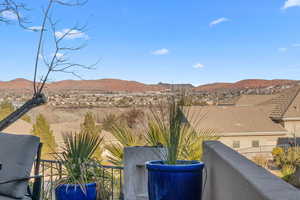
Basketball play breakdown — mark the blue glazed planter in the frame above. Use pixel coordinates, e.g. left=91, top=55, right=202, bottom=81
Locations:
left=146, top=160, right=204, bottom=200
left=55, top=182, right=97, bottom=200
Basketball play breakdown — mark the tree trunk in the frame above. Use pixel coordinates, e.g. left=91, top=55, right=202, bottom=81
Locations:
left=0, top=93, right=47, bottom=132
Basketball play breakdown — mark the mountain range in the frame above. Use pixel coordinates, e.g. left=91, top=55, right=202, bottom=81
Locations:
left=0, top=78, right=298, bottom=93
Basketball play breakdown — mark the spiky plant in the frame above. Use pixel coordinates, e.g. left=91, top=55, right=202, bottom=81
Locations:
left=105, top=143, right=124, bottom=166
left=54, top=131, right=105, bottom=193
left=146, top=97, right=217, bottom=164
left=105, top=124, right=144, bottom=165
left=106, top=96, right=217, bottom=165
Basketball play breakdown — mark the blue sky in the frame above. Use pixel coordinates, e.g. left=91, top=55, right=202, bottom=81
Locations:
left=1, top=0, right=300, bottom=86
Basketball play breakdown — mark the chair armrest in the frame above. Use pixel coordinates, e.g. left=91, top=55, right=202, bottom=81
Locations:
left=0, top=175, right=42, bottom=184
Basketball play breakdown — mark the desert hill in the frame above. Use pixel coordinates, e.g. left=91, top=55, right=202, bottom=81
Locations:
left=194, top=79, right=297, bottom=92
left=0, top=78, right=298, bottom=93
left=48, top=79, right=163, bottom=92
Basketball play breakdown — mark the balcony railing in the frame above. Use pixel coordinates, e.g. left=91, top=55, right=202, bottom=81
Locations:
left=38, top=159, right=124, bottom=200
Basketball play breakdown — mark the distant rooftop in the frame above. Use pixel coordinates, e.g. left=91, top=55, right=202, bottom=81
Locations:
left=184, top=106, right=287, bottom=136
left=236, top=94, right=276, bottom=106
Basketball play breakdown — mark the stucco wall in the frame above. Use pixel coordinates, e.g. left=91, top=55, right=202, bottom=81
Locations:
left=219, top=135, right=284, bottom=158
left=203, top=141, right=300, bottom=200
left=283, top=120, right=300, bottom=136
left=123, top=146, right=165, bottom=200
left=219, top=135, right=280, bottom=150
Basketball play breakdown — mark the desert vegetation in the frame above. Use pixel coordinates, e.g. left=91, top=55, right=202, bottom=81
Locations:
left=32, top=114, right=57, bottom=159
left=0, top=101, right=31, bottom=122
left=272, top=146, right=300, bottom=187
left=105, top=99, right=217, bottom=165
left=1, top=97, right=217, bottom=165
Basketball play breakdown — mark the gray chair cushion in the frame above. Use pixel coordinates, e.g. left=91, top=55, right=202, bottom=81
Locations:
left=0, top=194, right=32, bottom=200
left=0, top=133, right=40, bottom=199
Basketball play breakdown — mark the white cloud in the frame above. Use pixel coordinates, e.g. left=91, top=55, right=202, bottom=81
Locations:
left=55, top=29, right=89, bottom=40
left=282, top=0, right=300, bottom=9
left=209, top=17, right=229, bottom=27
left=28, top=26, right=43, bottom=32
left=38, top=54, right=43, bottom=60
left=292, top=43, right=300, bottom=47
left=1, top=10, right=18, bottom=20
left=278, top=47, right=288, bottom=52
left=193, top=63, right=205, bottom=69
left=55, top=52, right=64, bottom=58
left=151, top=48, right=169, bottom=55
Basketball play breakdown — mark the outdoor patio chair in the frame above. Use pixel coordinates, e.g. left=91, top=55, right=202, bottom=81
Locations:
left=0, top=133, right=42, bottom=200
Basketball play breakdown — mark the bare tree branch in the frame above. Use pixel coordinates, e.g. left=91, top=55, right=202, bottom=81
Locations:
left=0, top=0, right=95, bottom=131
left=32, top=0, right=96, bottom=95
left=0, top=0, right=29, bottom=28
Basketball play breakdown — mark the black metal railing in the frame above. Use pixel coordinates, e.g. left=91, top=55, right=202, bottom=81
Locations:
left=38, top=159, right=124, bottom=200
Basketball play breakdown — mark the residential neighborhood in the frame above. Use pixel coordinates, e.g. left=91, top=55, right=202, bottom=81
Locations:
left=1, top=0, right=300, bottom=199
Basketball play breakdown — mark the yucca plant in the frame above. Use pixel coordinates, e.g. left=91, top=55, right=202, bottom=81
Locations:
left=145, top=97, right=215, bottom=200
left=106, top=96, right=217, bottom=165
left=54, top=131, right=110, bottom=196
left=146, top=97, right=217, bottom=164
left=105, top=123, right=144, bottom=165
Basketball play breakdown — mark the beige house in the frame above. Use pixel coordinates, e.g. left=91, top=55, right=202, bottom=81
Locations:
left=183, top=85, right=300, bottom=157
left=236, top=86, right=300, bottom=136
left=185, top=106, right=288, bottom=155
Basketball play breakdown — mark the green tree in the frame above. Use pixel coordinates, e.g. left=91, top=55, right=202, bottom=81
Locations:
left=32, top=114, right=56, bottom=159
left=0, top=101, right=14, bottom=121
left=81, top=112, right=101, bottom=135
left=0, top=101, right=31, bottom=123
left=81, top=112, right=103, bottom=159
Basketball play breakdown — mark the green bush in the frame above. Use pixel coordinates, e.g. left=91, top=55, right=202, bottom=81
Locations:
left=281, top=165, right=296, bottom=182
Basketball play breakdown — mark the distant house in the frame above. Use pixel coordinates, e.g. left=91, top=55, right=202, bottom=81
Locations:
left=184, top=106, right=287, bottom=155
left=235, top=94, right=275, bottom=106
left=183, top=85, right=300, bottom=157
left=237, top=86, right=300, bottom=136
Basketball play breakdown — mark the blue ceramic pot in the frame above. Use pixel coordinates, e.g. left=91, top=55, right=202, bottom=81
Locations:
left=55, top=182, right=97, bottom=200
left=146, top=160, right=204, bottom=200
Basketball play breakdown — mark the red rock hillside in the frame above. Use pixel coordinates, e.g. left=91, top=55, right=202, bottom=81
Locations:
left=48, top=79, right=164, bottom=92
left=0, top=78, right=164, bottom=93
left=0, top=78, right=298, bottom=93
left=194, top=79, right=297, bottom=92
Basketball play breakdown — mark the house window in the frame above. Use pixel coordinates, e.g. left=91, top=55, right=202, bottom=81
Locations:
left=233, top=141, right=240, bottom=148
left=252, top=140, right=260, bottom=148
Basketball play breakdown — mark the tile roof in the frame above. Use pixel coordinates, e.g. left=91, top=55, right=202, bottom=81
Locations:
left=267, top=86, right=300, bottom=119
left=234, top=86, right=300, bottom=120
left=236, top=95, right=275, bottom=106
left=183, top=106, right=288, bottom=136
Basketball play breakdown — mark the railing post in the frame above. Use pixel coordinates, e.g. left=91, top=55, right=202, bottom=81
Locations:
left=123, top=146, right=166, bottom=200
left=39, top=159, right=124, bottom=200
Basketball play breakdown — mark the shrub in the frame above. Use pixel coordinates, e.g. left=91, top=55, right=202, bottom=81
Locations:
left=32, top=114, right=56, bottom=159
left=281, top=165, right=296, bottom=182
left=120, top=108, right=144, bottom=128
left=101, top=113, right=119, bottom=131
left=272, top=147, right=284, bottom=168
left=252, top=154, right=268, bottom=168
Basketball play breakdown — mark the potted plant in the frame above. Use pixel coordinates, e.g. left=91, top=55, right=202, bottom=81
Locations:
left=54, top=131, right=106, bottom=200
left=145, top=98, right=208, bottom=200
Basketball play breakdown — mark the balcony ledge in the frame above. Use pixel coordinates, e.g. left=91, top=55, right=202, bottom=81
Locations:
left=203, top=141, right=300, bottom=200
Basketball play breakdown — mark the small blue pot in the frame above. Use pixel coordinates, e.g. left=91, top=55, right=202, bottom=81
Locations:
left=55, top=182, right=97, bottom=200
left=146, top=160, right=204, bottom=200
